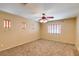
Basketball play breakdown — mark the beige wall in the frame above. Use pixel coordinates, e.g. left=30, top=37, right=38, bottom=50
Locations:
left=76, top=16, right=79, bottom=51
left=0, top=11, right=77, bottom=52
left=40, top=18, right=76, bottom=44
left=0, top=11, right=40, bottom=51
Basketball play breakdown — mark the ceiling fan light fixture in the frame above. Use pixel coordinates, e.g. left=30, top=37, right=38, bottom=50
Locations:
left=39, top=19, right=43, bottom=23
left=43, top=19, right=47, bottom=23
left=39, top=19, right=47, bottom=23
left=39, top=13, right=54, bottom=23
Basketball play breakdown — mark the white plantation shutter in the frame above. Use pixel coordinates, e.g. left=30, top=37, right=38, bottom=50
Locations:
left=4, top=20, right=11, bottom=29
left=48, top=24, right=61, bottom=34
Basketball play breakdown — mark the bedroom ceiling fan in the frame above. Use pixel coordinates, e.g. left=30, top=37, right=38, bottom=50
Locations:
left=39, top=13, right=54, bottom=23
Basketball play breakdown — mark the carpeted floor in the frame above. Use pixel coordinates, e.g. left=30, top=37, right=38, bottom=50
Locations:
left=0, top=39, right=78, bottom=56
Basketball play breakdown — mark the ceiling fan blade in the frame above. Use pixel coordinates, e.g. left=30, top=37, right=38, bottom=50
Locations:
left=47, top=16, right=54, bottom=22
left=47, top=16, right=54, bottom=18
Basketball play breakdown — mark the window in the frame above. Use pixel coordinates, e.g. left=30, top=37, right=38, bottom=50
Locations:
left=48, top=24, right=61, bottom=34
left=4, top=20, right=11, bottom=28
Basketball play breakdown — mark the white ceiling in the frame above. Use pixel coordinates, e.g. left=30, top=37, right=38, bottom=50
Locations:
left=0, top=3, right=79, bottom=21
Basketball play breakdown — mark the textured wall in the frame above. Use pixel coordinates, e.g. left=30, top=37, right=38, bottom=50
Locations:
left=40, top=18, right=76, bottom=44
left=0, top=11, right=40, bottom=51
left=0, top=11, right=77, bottom=53
left=76, top=16, right=79, bottom=51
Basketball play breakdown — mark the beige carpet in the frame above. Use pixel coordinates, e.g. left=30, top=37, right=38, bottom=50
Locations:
left=0, top=39, right=78, bottom=56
